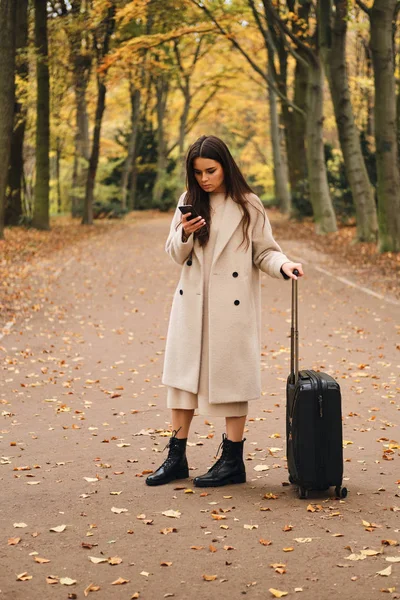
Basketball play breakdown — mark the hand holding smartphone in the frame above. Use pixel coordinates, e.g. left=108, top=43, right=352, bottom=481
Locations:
left=178, top=205, right=206, bottom=237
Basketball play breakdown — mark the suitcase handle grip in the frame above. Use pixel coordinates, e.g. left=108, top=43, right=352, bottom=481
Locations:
left=290, top=271, right=300, bottom=384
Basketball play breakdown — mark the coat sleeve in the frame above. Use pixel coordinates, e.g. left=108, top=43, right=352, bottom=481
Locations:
left=165, top=192, right=194, bottom=265
left=250, top=195, right=291, bottom=279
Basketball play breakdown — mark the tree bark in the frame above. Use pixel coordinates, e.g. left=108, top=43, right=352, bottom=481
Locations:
left=370, top=0, right=400, bottom=251
left=268, top=82, right=290, bottom=213
left=32, top=0, right=50, bottom=230
left=306, top=60, right=337, bottom=233
left=83, top=79, right=106, bottom=225
left=5, top=0, right=28, bottom=226
left=0, top=0, right=17, bottom=238
left=82, top=4, right=115, bottom=225
left=153, top=74, right=169, bottom=206
left=121, top=83, right=141, bottom=210
left=320, top=0, right=378, bottom=242
left=69, top=0, right=91, bottom=214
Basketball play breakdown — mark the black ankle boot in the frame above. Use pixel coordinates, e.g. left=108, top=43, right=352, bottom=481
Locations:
left=193, top=434, right=246, bottom=488
left=146, top=432, right=189, bottom=486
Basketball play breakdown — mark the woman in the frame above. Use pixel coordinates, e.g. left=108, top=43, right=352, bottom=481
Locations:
left=146, top=135, right=303, bottom=488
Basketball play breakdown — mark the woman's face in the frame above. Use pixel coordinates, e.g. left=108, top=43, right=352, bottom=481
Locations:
left=193, top=158, right=225, bottom=193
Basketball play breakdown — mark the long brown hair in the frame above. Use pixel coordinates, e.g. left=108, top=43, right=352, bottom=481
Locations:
left=180, top=135, right=263, bottom=248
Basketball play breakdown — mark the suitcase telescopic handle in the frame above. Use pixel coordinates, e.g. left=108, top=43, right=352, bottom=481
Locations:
left=290, top=269, right=300, bottom=385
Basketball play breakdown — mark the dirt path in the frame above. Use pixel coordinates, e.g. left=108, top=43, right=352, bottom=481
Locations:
left=1, top=213, right=399, bottom=600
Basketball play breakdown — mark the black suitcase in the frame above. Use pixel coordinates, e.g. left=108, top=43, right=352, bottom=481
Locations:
left=286, top=272, right=347, bottom=500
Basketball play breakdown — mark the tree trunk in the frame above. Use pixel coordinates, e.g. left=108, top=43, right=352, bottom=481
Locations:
left=121, top=84, right=141, bottom=210
left=153, top=74, right=169, bottom=206
left=320, top=0, right=378, bottom=242
left=69, top=1, right=91, bottom=214
left=370, top=0, right=400, bottom=251
left=82, top=4, right=115, bottom=225
left=306, top=60, right=337, bottom=233
left=5, top=0, right=28, bottom=226
left=268, top=83, right=291, bottom=213
left=83, top=79, right=106, bottom=225
left=0, top=0, right=17, bottom=239
left=32, top=0, right=50, bottom=230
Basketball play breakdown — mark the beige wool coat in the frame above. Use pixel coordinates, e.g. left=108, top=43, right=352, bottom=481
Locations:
left=162, top=192, right=290, bottom=405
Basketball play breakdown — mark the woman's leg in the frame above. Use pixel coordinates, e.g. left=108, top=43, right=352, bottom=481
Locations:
left=172, top=408, right=195, bottom=438
left=225, top=415, right=246, bottom=441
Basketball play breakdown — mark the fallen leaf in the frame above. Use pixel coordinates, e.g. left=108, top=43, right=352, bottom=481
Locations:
left=295, top=538, right=312, bottom=543
left=283, top=547, right=294, bottom=552
left=111, top=507, right=128, bottom=514
left=16, top=572, right=32, bottom=581
left=283, top=525, right=293, bottom=532
left=13, top=523, right=27, bottom=528
left=46, top=576, right=59, bottom=584
left=49, top=525, right=66, bottom=533
left=209, top=545, right=217, bottom=553
left=203, top=574, right=217, bottom=581
left=108, top=556, right=122, bottom=565
left=382, top=540, right=398, bottom=546
left=345, top=553, right=367, bottom=561
left=140, top=572, right=149, bottom=577
left=160, top=561, right=173, bottom=567
left=377, top=566, right=392, bottom=577
left=269, top=589, right=288, bottom=598
left=60, top=577, right=77, bottom=585
left=254, top=465, right=269, bottom=472
left=386, top=557, right=400, bottom=563
left=111, top=577, right=130, bottom=585
left=160, top=528, right=177, bottom=535
left=89, top=557, right=107, bottom=564
left=8, top=537, right=21, bottom=545
left=84, top=583, right=101, bottom=596
left=244, top=524, right=258, bottom=530
left=162, top=510, right=181, bottom=519
left=34, top=556, right=50, bottom=564
left=83, top=477, right=99, bottom=483
left=381, top=589, right=396, bottom=594
left=259, top=539, right=272, bottom=546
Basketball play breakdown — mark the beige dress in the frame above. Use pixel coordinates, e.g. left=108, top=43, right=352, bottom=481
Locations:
left=167, top=192, right=249, bottom=417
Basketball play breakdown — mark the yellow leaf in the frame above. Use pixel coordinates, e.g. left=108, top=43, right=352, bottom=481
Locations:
left=283, top=547, right=294, bottom=552
left=160, top=561, right=173, bottom=567
left=377, top=566, right=392, bottom=577
left=84, top=583, right=101, bottom=596
left=34, top=556, right=50, bottom=564
left=269, top=589, right=288, bottom=598
left=16, top=572, right=32, bottom=581
left=8, top=537, right=21, bottom=545
left=60, top=577, right=77, bottom=585
left=111, top=577, right=130, bottom=585
left=46, top=576, right=59, bottom=584
left=203, top=574, right=217, bottom=581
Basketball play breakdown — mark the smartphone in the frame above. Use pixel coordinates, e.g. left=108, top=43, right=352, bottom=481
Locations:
left=178, top=205, right=199, bottom=221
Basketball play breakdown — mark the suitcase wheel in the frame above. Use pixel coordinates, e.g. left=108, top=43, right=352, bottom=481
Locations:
left=298, top=487, right=308, bottom=500
left=335, top=485, right=348, bottom=499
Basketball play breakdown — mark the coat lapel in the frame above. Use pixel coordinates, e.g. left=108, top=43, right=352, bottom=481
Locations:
left=211, top=197, right=243, bottom=270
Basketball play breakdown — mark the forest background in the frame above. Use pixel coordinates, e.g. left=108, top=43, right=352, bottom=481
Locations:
left=0, top=0, right=400, bottom=256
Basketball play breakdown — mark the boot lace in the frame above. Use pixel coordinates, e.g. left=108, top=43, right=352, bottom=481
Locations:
left=159, top=427, right=183, bottom=470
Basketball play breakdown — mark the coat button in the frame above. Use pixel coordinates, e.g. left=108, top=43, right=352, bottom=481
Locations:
left=186, top=260, right=192, bottom=266
left=234, top=300, right=240, bottom=306
left=232, top=271, right=238, bottom=277
left=179, top=289, right=183, bottom=295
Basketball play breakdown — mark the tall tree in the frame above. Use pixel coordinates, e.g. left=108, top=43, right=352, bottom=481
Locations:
left=319, top=0, right=378, bottom=242
left=5, top=0, right=29, bottom=226
left=0, top=0, right=17, bottom=239
left=83, top=1, right=116, bottom=225
left=32, top=0, right=50, bottom=230
left=69, top=0, right=92, bottom=216
left=357, top=0, right=400, bottom=251
left=265, top=0, right=337, bottom=233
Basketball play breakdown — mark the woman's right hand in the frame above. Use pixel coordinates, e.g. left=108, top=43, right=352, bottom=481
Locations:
left=181, top=213, right=206, bottom=237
